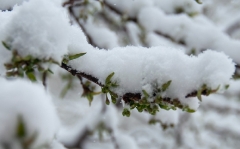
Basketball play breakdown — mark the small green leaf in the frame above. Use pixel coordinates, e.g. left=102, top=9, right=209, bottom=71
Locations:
left=68, top=52, right=86, bottom=60
left=105, top=72, right=115, bottom=84
left=171, top=106, right=177, bottom=110
left=26, top=72, right=37, bottom=82
left=195, top=0, right=202, bottom=4
left=106, top=94, right=110, bottom=105
left=187, top=108, right=195, bottom=113
left=142, top=90, right=149, bottom=98
left=109, top=91, right=118, bottom=98
left=153, top=105, right=159, bottom=111
left=47, top=69, right=54, bottom=74
left=110, top=82, right=118, bottom=88
left=111, top=95, right=117, bottom=104
left=16, top=116, right=26, bottom=138
left=197, top=88, right=202, bottom=101
left=197, top=84, right=207, bottom=101
left=159, top=104, right=170, bottom=110
left=183, top=107, right=195, bottom=113
left=102, top=86, right=108, bottom=93
left=122, top=108, right=131, bottom=117
left=136, top=106, right=143, bottom=112
left=22, top=55, right=32, bottom=61
left=87, top=94, right=93, bottom=106
left=62, top=59, right=68, bottom=64
left=2, top=41, right=11, bottom=50
left=149, top=119, right=156, bottom=124
left=130, top=103, right=137, bottom=109
left=155, top=96, right=162, bottom=104
left=162, top=80, right=172, bottom=92
left=225, top=84, right=230, bottom=89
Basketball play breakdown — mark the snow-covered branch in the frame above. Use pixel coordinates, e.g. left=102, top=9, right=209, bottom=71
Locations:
left=63, top=45, right=235, bottom=113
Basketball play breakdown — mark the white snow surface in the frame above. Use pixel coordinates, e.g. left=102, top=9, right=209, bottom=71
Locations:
left=69, top=45, right=235, bottom=109
left=0, top=0, right=25, bottom=10
left=153, top=0, right=202, bottom=14
left=105, top=0, right=153, bottom=18
left=84, top=18, right=119, bottom=49
left=1, top=0, right=71, bottom=63
left=0, top=78, right=60, bottom=148
left=0, top=0, right=239, bottom=149
left=138, top=7, right=240, bottom=64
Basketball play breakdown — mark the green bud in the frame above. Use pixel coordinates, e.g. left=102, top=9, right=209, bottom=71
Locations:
left=122, top=108, right=131, bottom=117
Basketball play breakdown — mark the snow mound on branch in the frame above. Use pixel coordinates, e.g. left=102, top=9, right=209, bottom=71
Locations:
left=69, top=46, right=235, bottom=109
left=138, top=6, right=240, bottom=64
left=0, top=78, right=59, bottom=148
left=2, top=0, right=71, bottom=63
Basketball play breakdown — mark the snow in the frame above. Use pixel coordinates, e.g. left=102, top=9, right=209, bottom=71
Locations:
left=115, top=132, right=138, bottom=149
left=55, top=94, right=119, bottom=147
left=69, top=46, right=235, bottom=108
left=138, top=6, right=240, bottom=64
left=146, top=32, right=186, bottom=50
left=84, top=18, right=119, bottom=49
left=125, top=22, right=142, bottom=46
left=0, top=11, right=12, bottom=75
left=153, top=0, right=202, bottom=14
left=1, top=0, right=71, bottom=63
left=0, top=78, right=59, bottom=148
left=0, top=0, right=25, bottom=10
left=105, top=0, right=153, bottom=18
left=49, top=140, right=67, bottom=149
left=0, top=0, right=239, bottom=148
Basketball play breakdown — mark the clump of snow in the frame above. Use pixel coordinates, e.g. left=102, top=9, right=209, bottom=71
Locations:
left=146, top=32, right=186, bottom=50
left=153, top=0, right=202, bottom=14
left=138, top=6, right=240, bottom=64
left=2, top=0, right=71, bottom=63
left=115, top=132, right=138, bottom=149
left=105, top=0, right=153, bottom=18
left=84, top=18, right=119, bottom=49
left=0, top=0, right=25, bottom=10
left=68, top=45, right=235, bottom=109
left=154, top=109, right=179, bottom=125
left=125, top=22, right=142, bottom=46
left=0, top=78, right=60, bottom=148
left=67, top=25, right=93, bottom=55
left=49, top=140, right=67, bottom=149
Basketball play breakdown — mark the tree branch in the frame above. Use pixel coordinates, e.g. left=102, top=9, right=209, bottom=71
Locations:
left=61, top=62, right=209, bottom=106
left=66, top=2, right=99, bottom=47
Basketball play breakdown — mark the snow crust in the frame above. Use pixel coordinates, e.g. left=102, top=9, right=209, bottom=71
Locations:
left=0, top=78, right=59, bottom=148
